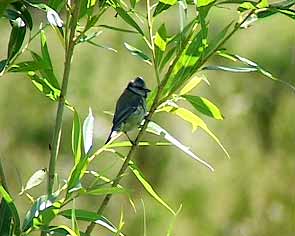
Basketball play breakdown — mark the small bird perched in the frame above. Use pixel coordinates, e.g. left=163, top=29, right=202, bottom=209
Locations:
left=105, top=77, right=151, bottom=144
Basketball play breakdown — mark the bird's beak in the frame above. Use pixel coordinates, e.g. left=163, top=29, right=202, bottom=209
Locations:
left=144, top=88, right=151, bottom=92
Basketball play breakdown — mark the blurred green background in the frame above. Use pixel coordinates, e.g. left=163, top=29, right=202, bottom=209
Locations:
left=0, top=3, right=295, bottom=236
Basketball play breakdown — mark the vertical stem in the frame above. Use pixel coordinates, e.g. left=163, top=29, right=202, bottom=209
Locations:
left=0, top=158, right=8, bottom=190
left=47, top=0, right=80, bottom=196
left=146, top=0, right=161, bottom=85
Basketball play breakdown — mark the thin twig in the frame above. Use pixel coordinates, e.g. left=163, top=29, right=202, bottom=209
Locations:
left=0, top=158, right=8, bottom=190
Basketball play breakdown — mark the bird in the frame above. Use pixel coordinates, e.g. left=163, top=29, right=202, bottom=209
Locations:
left=105, top=77, right=151, bottom=144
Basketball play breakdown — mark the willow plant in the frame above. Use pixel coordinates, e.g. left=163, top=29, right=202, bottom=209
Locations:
left=0, top=0, right=294, bottom=235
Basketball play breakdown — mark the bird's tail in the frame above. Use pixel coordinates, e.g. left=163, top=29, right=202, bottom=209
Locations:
left=105, top=129, right=118, bottom=144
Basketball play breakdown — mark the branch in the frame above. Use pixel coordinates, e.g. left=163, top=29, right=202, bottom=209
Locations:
left=47, top=0, right=81, bottom=196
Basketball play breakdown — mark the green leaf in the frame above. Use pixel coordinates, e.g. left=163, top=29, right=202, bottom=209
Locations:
left=22, top=194, right=60, bottom=232
left=179, top=75, right=206, bottom=95
left=98, top=24, right=138, bottom=33
left=214, top=51, right=295, bottom=91
left=115, top=7, right=144, bottom=35
left=157, top=107, right=230, bottom=158
left=166, top=205, right=182, bottom=236
left=83, top=108, right=94, bottom=154
left=0, top=199, right=13, bottom=236
left=87, top=41, right=118, bottom=53
left=146, top=121, right=215, bottom=171
left=81, top=187, right=126, bottom=196
left=159, top=46, right=176, bottom=72
left=0, top=59, right=7, bottom=75
left=128, top=161, right=176, bottom=215
left=8, top=61, right=39, bottom=72
left=46, top=225, right=79, bottom=236
left=182, top=95, right=224, bottom=120
left=27, top=71, right=61, bottom=101
left=71, top=201, right=80, bottom=236
left=197, top=0, right=216, bottom=7
left=108, top=141, right=171, bottom=148
left=30, top=51, right=60, bottom=90
left=124, top=42, right=152, bottom=65
left=0, top=186, right=20, bottom=236
left=155, top=24, right=167, bottom=65
left=60, top=209, right=124, bottom=235
left=162, top=30, right=206, bottom=98
left=203, top=65, right=258, bottom=72
left=40, top=30, right=53, bottom=71
left=7, top=24, right=26, bottom=61
left=20, top=168, right=47, bottom=194
left=72, top=110, right=82, bottom=164
left=257, top=0, right=269, bottom=8
left=153, top=0, right=178, bottom=17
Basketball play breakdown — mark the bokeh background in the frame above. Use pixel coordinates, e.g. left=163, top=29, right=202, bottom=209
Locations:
left=0, top=3, right=295, bottom=236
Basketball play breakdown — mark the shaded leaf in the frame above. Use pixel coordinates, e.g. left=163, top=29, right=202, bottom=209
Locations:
left=72, top=110, right=82, bottom=164
left=128, top=161, right=176, bottom=215
left=0, top=59, right=7, bottom=75
left=0, top=199, right=13, bottom=236
left=0, top=186, right=20, bottom=236
left=146, top=121, right=215, bottom=171
left=203, top=65, right=258, bottom=72
left=108, top=141, right=171, bottom=148
left=124, top=42, right=152, bottom=65
left=98, top=24, right=138, bottom=33
left=83, top=107, right=94, bottom=154
left=87, top=41, right=117, bottom=53
left=158, top=107, right=230, bottom=158
left=46, top=225, right=79, bottom=236
left=8, top=61, right=39, bottom=72
left=115, top=7, right=144, bottom=35
left=7, top=24, right=26, bottom=61
left=182, top=95, right=223, bottom=120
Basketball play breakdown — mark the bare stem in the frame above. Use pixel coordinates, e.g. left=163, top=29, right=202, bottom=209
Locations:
left=47, top=0, right=80, bottom=196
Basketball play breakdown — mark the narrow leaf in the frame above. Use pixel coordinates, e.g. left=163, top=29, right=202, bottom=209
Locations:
left=179, top=75, right=205, bottom=95
left=8, top=61, right=39, bottom=72
left=128, top=161, right=176, bottom=215
left=7, top=25, right=26, bottom=61
left=182, top=95, right=224, bottom=120
left=0, top=186, right=20, bottom=236
left=81, top=187, right=126, bottom=196
left=98, top=24, right=138, bottom=33
left=124, top=42, right=152, bottom=65
left=115, top=7, right=144, bottom=35
left=203, top=65, right=258, bottom=72
left=146, top=121, right=215, bottom=171
left=197, top=0, right=216, bottom=7
left=155, top=24, right=167, bottom=65
left=158, top=107, right=229, bottom=159
left=72, top=109, right=82, bottom=164
left=83, top=107, right=94, bottom=154
left=153, top=0, right=177, bottom=17
left=60, top=210, right=123, bottom=235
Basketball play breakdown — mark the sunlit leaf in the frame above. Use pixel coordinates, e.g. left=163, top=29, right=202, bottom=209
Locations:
left=146, top=121, right=215, bottom=171
left=20, top=168, right=47, bottom=194
left=158, top=107, right=230, bottom=158
left=179, top=75, right=206, bottom=95
left=87, top=41, right=117, bottom=53
left=72, top=109, right=82, bottom=164
left=0, top=59, right=7, bottom=75
left=81, top=187, right=126, bottom=196
left=115, top=7, right=144, bottom=35
left=124, top=42, right=152, bottom=65
left=153, top=0, right=177, bottom=17
left=27, top=71, right=61, bottom=101
left=197, top=0, right=216, bottom=7
left=0, top=185, right=20, bottom=236
left=155, top=24, right=167, bottom=65
left=182, top=95, right=223, bottom=120
left=166, top=205, right=182, bottom=236
left=60, top=209, right=124, bottom=235
left=128, top=160, right=176, bottom=214
left=47, top=225, right=79, bottom=236
left=257, top=0, right=269, bottom=8
left=83, top=107, right=94, bottom=154
left=203, top=65, right=258, bottom=72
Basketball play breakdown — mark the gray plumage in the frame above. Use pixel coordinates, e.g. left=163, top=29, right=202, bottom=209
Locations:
left=105, top=77, right=150, bottom=144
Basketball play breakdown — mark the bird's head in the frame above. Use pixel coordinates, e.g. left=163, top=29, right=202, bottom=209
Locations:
left=128, top=77, right=151, bottom=98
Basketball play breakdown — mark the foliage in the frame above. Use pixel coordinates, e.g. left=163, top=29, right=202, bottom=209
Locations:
left=0, top=0, right=294, bottom=235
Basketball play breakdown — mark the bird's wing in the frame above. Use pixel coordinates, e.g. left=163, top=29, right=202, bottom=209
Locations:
left=112, top=105, right=137, bottom=131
